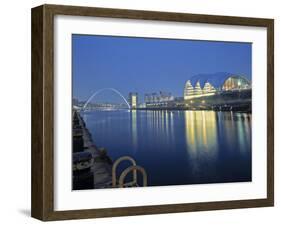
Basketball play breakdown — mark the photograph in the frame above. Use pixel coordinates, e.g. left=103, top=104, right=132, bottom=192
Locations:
left=30, top=3, right=274, bottom=221
left=72, top=34, right=252, bottom=190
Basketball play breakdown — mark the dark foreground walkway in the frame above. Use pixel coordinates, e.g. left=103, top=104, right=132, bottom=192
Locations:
left=73, top=110, right=112, bottom=189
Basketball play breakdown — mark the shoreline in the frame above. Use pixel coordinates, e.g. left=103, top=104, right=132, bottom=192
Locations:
left=82, top=108, right=252, bottom=114
left=73, top=111, right=113, bottom=190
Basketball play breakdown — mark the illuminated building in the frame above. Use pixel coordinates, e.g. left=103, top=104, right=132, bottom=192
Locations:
left=129, top=92, right=138, bottom=109
left=144, top=91, right=175, bottom=107
left=184, top=72, right=251, bottom=100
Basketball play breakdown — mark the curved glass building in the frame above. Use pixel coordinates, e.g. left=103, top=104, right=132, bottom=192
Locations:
left=184, top=72, right=251, bottom=100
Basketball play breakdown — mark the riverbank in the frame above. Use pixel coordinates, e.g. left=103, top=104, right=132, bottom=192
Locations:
left=135, top=107, right=251, bottom=113
left=73, top=111, right=113, bottom=189
left=85, top=107, right=252, bottom=114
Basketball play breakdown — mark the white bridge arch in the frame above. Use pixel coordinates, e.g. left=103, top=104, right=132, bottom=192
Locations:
left=82, top=88, right=131, bottom=110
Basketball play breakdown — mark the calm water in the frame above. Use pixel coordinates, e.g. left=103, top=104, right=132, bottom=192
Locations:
left=82, top=110, right=252, bottom=186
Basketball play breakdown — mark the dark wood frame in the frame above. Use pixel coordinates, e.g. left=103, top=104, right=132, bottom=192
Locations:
left=31, top=4, right=274, bottom=221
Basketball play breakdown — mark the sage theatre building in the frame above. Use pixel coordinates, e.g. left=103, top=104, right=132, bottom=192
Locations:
left=184, top=72, right=251, bottom=100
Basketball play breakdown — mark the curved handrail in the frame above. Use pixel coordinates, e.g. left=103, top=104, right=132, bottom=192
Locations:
left=112, top=156, right=137, bottom=187
left=118, top=165, right=147, bottom=188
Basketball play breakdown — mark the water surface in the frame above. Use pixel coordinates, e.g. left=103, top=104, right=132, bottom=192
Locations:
left=82, top=110, right=252, bottom=186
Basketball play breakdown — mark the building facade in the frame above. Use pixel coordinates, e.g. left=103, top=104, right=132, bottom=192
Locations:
left=145, top=91, right=174, bottom=104
left=128, top=92, right=138, bottom=109
left=184, top=72, right=251, bottom=100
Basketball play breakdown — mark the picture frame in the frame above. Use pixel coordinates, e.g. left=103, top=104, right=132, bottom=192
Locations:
left=31, top=4, right=274, bottom=221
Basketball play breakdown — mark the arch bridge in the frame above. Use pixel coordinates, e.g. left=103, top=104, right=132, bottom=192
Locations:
left=82, top=88, right=131, bottom=110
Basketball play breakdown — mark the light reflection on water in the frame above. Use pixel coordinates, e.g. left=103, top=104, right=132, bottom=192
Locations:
left=82, top=110, right=252, bottom=186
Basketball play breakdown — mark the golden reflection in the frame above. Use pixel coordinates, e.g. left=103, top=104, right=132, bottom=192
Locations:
left=145, top=110, right=176, bottom=148
left=165, top=111, right=169, bottom=137
left=202, top=111, right=207, bottom=147
left=184, top=111, right=218, bottom=154
left=161, top=111, right=165, bottom=134
left=131, top=110, right=137, bottom=149
left=169, top=111, right=175, bottom=144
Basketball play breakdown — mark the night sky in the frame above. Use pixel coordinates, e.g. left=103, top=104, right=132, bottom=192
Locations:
left=72, top=34, right=252, bottom=103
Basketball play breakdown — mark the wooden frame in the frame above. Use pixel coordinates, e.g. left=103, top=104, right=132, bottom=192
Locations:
left=31, top=4, right=274, bottom=221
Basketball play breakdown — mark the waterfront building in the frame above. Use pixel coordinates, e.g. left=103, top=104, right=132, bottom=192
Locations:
left=129, top=92, right=138, bottom=109
left=202, top=82, right=216, bottom=94
left=145, top=91, right=174, bottom=104
left=138, top=103, right=146, bottom=108
left=194, top=81, right=202, bottom=96
left=184, top=72, right=251, bottom=100
left=184, top=80, right=194, bottom=97
left=159, top=91, right=174, bottom=102
left=144, top=94, right=150, bottom=103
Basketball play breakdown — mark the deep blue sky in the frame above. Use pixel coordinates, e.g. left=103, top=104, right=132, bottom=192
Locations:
left=72, top=34, right=251, bottom=103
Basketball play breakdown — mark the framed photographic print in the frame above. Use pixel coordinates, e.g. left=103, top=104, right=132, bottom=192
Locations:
left=31, top=4, right=274, bottom=221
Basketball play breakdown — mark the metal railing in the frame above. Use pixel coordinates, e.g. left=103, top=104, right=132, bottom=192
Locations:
left=119, top=165, right=147, bottom=188
left=112, top=156, right=147, bottom=188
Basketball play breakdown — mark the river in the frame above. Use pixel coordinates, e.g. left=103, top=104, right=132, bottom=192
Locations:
left=82, top=110, right=252, bottom=187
